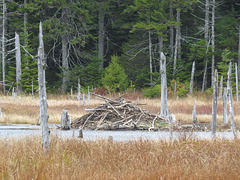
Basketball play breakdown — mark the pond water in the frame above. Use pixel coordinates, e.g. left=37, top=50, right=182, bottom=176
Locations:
left=0, top=124, right=238, bottom=141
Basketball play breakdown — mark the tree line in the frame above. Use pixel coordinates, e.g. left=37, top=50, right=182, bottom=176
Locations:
left=0, top=0, right=239, bottom=95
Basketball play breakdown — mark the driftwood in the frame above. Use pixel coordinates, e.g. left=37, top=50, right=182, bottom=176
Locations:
left=71, top=93, right=168, bottom=130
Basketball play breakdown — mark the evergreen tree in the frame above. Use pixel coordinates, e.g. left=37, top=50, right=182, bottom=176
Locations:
left=102, top=55, right=128, bottom=92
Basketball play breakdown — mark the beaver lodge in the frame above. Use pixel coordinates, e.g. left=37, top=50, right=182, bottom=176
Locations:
left=71, top=93, right=168, bottom=131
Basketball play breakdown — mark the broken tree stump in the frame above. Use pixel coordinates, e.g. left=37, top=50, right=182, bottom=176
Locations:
left=61, top=110, right=71, bottom=130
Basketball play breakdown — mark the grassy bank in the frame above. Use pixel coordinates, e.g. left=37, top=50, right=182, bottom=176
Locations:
left=0, top=92, right=240, bottom=125
left=0, top=137, right=240, bottom=179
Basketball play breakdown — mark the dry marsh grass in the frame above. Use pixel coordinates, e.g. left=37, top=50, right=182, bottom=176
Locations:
left=0, top=92, right=240, bottom=125
left=0, top=137, right=240, bottom=179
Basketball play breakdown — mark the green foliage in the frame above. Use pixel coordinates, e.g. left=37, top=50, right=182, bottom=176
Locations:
left=102, top=55, right=128, bottom=92
left=178, top=81, right=190, bottom=98
left=142, top=84, right=161, bottom=98
left=205, top=87, right=213, bottom=96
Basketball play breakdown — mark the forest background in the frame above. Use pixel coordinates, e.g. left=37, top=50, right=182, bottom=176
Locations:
left=0, top=0, right=239, bottom=97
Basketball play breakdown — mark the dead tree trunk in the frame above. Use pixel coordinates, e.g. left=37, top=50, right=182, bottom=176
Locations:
left=235, top=63, right=239, bottom=102
left=228, top=62, right=236, bottom=136
left=15, top=32, right=22, bottom=95
left=149, top=30, right=153, bottom=82
left=212, top=69, right=218, bottom=138
left=98, top=3, right=105, bottom=70
left=160, top=52, right=167, bottom=118
left=77, top=79, right=81, bottom=101
left=211, top=0, right=215, bottom=87
left=173, top=9, right=180, bottom=76
left=61, top=8, right=69, bottom=92
left=219, top=75, right=223, bottom=99
left=202, top=61, right=208, bottom=92
left=238, top=26, right=240, bottom=79
left=190, top=61, right=195, bottom=96
left=192, top=100, right=197, bottom=124
left=2, top=0, right=6, bottom=93
left=38, top=22, right=49, bottom=152
left=223, top=87, right=228, bottom=124
left=61, top=110, right=71, bottom=130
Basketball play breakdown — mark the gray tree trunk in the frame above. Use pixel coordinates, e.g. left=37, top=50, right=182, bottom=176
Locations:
left=192, top=100, right=197, bottom=124
left=169, top=0, right=174, bottom=62
left=77, top=79, right=81, bottom=101
left=211, top=0, right=215, bottom=87
left=238, top=26, right=240, bottom=78
left=98, top=4, right=105, bottom=70
left=158, top=35, right=163, bottom=73
left=38, top=22, right=49, bottom=152
left=235, top=63, right=239, bottom=102
left=173, top=9, right=180, bottom=76
left=149, top=30, right=153, bottom=82
left=190, top=61, right=195, bottom=96
left=61, top=8, right=69, bottom=92
left=212, top=69, right=218, bottom=139
left=204, top=0, right=210, bottom=42
left=223, top=87, right=228, bottom=124
left=228, top=62, right=236, bottom=136
left=61, top=110, right=71, bottom=130
left=219, top=75, right=223, bottom=99
left=15, top=33, right=22, bottom=95
left=160, top=52, right=167, bottom=118
left=202, top=61, right=208, bottom=92
left=167, top=110, right=173, bottom=142
left=2, top=0, right=6, bottom=93
left=24, top=0, right=28, bottom=47
left=0, top=108, right=2, bottom=118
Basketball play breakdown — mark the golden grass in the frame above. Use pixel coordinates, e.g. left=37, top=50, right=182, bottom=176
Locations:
left=0, top=93, right=240, bottom=125
left=1, top=137, right=240, bottom=179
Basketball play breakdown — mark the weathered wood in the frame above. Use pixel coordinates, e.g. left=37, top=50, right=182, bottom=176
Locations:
left=15, top=32, right=22, bottom=95
left=219, top=75, right=223, bottom=99
left=202, top=61, right=208, bottom=92
left=78, top=128, right=83, bottom=138
left=0, top=108, right=2, bottom=118
left=168, top=110, right=173, bottom=142
left=190, top=61, right=195, bottom=96
left=228, top=62, right=236, bottom=136
left=12, top=87, right=15, bottom=99
left=235, top=63, right=239, bottom=102
left=77, top=79, right=81, bottom=101
left=38, top=22, right=49, bottom=152
left=61, top=110, right=71, bottom=130
left=160, top=52, right=167, bottom=118
left=223, top=87, right=228, bottom=124
left=212, top=69, right=218, bottom=139
left=83, top=93, right=86, bottom=105
left=192, top=100, right=197, bottom=124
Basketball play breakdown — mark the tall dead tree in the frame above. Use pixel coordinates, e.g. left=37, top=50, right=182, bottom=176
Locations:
left=149, top=30, right=153, bottom=82
left=61, top=8, right=69, bottom=92
left=192, top=100, right=196, bottom=124
left=169, top=0, right=174, bottom=62
left=238, top=26, right=240, bottom=78
left=1, top=0, right=6, bottom=93
left=219, top=75, right=223, bottom=99
left=173, top=9, right=181, bottom=76
left=98, top=2, right=105, bottom=70
left=235, top=63, right=239, bottom=102
left=15, top=32, right=21, bottom=95
left=190, top=61, right=195, bottom=96
left=227, top=62, right=236, bottom=136
left=211, top=69, right=218, bottom=138
left=160, top=52, right=167, bottom=118
left=38, top=22, right=49, bottom=152
left=223, top=87, right=228, bottom=124
left=211, top=0, right=215, bottom=87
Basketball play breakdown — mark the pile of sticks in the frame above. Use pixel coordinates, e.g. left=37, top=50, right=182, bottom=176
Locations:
left=71, top=93, right=167, bottom=130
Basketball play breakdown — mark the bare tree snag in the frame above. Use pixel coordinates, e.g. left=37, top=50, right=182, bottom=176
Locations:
left=15, top=32, right=22, bottom=95
left=212, top=69, right=218, bottom=138
left=238, top=26, right=240, bottom=78
left=219, top=75, right=223, bottom=99
left=160, top=52, right=167, bottom=118
left=192, top=100, right=197, bottom=124
left=38, top=22, right=49, bottom=152
left=12, top=87, right=15, bottom=99
left=98, top=3, right=105, bottom=70
left=223, top=87, right=228, bottom=124
left=211, top=0, right=215, bottom=87
left=169, top=0, right=174, bottom=62
left=227, top=62, right=232, bottom=102
left=61, top=110, right=71, bottom=130
left=202, top=61, right=208, bottom=92
left=228, top=62, right=236, bottom=136
left=190, top=61, right=195, bottom=96
left=83, top=93, right=86, bottom=106
left=0, top=108, right=2, bottom=118
left=149, top=30, right=153, bottom=82
left=77, top=79, right=81, bottom=101
left=2, top=0, right=6, bottom=93
left=235, top=63, right=239, bottom=102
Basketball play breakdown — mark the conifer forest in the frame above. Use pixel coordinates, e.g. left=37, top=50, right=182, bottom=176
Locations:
left=0, top=0, right=239, bottom=95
